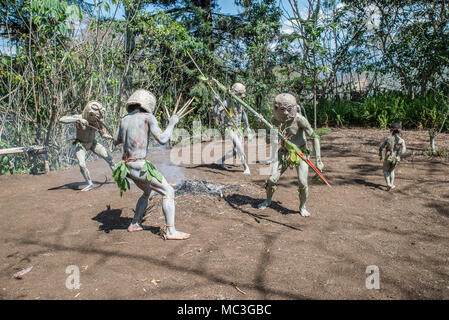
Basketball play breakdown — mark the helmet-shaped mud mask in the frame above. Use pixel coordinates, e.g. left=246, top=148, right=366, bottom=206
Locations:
left=390, top=122, right=402, bottom=134
left=82, top=101, right=105, bottom=125
left=125, top=89, right=156, bottom=114
left=230, top=83, right=246, bottom=98
left=274, top=93, right=297, bottom=122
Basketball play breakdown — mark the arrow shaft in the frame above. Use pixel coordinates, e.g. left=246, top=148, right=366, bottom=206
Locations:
left=293, top=145, right=332, bottom=187
left=187, top=52, right=330, bottom=187
left=213, top=77, right=331, bottom=187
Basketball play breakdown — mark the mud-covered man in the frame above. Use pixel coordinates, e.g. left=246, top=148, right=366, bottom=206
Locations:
left=59, top=101, right=114, bottom=191
left=213, top=83, right=251, bottom=174
left=113, top=89, right=190, bottom=240
left=379, top=123, right=406, bottom=191
left=258, top=93, right=324, bottom=217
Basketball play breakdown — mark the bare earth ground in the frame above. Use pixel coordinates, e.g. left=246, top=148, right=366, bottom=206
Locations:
left=0, top=128, right=448, bottom=300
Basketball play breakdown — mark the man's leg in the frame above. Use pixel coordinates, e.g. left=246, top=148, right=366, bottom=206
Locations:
left=128, top=163, right=190, bottom=240
left=265, top=131, right=279, bottom=164
left=383, top=170, right=391, bottom=189
left=258, top=157, right=285, bottom=209
left=297, top=159, right=310, bottom=217
left=75, top=145, right=94, bottom=191
left=127, top=179, right=150, bottom=232
left=389, top=161, right=398, bottom=190
left=230, top=130, right=250, bottom=174
left=92, top=141, right=114, bottom=170
left=220, top=149, right=234, bottom=170
left=219, top=129, right=233, bottom=169
left=147, top=177, right=190, bottom=240
left=383, top=160, right=393, bottom=190
left=390, top=169, right=396, bottom=189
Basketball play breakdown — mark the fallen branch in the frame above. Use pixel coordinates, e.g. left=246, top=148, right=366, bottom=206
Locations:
left=0, top=145, right=46, bottom=155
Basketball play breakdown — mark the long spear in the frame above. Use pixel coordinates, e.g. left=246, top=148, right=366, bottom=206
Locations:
left=186, top=51, right=244, bottom=137
left=186, top=51, right=330, bottom=186
left=211, top=77, right=331, bottom=187
left=210, top=77, right=331, bottom=187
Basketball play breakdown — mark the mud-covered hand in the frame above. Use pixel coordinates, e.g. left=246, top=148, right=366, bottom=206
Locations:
left=76, top=118, right=89, bottom=130
left=167, top=96, right=196, bottom=120
left=255, top=113, right=265, bottom=124
left=102, top=133, right=114, bottom=140
left=169, top=114, right=179, bottom=125
left=245, top=127, right=254, bottom=141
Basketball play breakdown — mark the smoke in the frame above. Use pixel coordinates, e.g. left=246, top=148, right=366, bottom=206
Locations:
left=152, top=159, right=185, bottom=185
left=148, top=144, right=185, bottom=185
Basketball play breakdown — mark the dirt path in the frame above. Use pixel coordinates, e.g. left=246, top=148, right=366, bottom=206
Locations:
left=1, top=128, right=448, bottom=300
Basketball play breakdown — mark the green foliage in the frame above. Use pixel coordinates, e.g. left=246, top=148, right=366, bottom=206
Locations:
left=112, top=161, right=131, bottom=197
left=309, top=92, right=449, bottom=131
left=424, top=146, right=449, bottom=158
left=141, top=161, right=163, bottom=183
left=0, top=140, right=34, bottom=175
left=315, top=127, right=331, bottom=138
left=1, top=0, right=448, bottom=176
left=0, top=141, right=12, bottom=175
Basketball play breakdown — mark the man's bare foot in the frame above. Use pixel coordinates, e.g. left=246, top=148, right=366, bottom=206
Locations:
left=258, top=200, right=271, bottom=210
left=165, top=230, right=190, bottom=240
left=81, top=184, right=94, bottom=192
left=387, top=185, right=396, bottom=191
left=300, top=208, right=310, bottom=217
left=128, top=223, right=144, bottom=232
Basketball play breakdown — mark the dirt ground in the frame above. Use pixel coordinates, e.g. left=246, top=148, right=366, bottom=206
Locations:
left=1, top=128, right=448, bottom=300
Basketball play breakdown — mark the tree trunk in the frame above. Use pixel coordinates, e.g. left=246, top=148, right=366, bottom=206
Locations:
left=429, top=129, right=436, bottom=155
left=313, top=77, right=317, bottom=130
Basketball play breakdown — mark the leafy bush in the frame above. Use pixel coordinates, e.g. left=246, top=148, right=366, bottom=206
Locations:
left=306, top=92, right=449, bottom=131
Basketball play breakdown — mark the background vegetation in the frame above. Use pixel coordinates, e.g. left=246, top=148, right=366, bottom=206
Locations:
left=0, top=0, right=448, bottom=174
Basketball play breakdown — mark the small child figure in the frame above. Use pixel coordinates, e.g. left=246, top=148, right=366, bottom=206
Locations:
left=379, top=123, right=406, bottom=191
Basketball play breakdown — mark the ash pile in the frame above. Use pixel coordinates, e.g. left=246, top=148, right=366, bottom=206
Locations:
left=174, top=180, right=239, bottom=197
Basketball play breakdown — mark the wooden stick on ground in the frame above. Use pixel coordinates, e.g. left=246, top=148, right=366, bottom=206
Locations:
left=0, top=146, right=46, bottom=155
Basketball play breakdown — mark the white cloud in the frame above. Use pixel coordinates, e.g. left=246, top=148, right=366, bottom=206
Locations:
left=336, top=2, right=346, bottom=10
left=365, top=4, right=381, bottom=30
left=281, top=19, right=295, bottom=35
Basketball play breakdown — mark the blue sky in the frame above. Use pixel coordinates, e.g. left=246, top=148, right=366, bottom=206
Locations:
left=96, top=0, right=300, bottom=36
left=102, top=0, right=297, bottom=20
left=215, top=0, right=244, bottom=15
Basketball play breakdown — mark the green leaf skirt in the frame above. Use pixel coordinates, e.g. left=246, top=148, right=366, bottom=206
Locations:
left=112, top=160, right=163, bottom=197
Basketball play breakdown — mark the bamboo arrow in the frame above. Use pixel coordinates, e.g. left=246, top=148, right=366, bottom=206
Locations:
left=193, top=76, right=329, bottom=187
left=186, top=51, right=244, bottom=137
left=210, top=77, right=331, bottom=187
left=186, top=51, right=330, bottom=186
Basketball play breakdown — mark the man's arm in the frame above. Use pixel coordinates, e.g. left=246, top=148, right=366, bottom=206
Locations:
left=59, top=114, right=83, bottom=124
left=113, top=123, right=122, bottom=146
left=297, top=115, right=323, bottom=171
left=96, top=121, right=113, bottom=140
left=148, top=114, right=179, bottom=145
left=242, top=109, right=249, bottom=130
left=213, top=97, right=226, bottom=118
left=59, top=114, right=90, bottom=131
left=397, top=139, right=406, bottom=161
left=379, top=139, right=387, bottom=160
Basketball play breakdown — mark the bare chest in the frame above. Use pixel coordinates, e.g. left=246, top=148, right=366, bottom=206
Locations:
left=76, top=127, right=96, bottom=142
